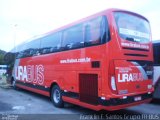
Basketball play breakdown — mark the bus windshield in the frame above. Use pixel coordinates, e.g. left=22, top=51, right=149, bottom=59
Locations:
left=114, top=12, right=150, bottom=43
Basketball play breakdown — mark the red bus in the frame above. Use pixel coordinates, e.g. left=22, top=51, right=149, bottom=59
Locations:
left=153, top=40, right=160, bottom=99
left=11, top=8, right=154, bottom=111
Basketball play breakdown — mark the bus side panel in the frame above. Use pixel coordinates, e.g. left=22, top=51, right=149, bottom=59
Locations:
left=153, top=66, right=160, bottom=99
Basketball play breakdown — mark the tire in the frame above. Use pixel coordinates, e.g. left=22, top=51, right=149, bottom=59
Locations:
left=51, top=85, right=64, bottom=108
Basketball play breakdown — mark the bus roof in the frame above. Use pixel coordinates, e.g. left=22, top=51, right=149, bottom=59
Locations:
left=10, top=8, right=149, bottom=53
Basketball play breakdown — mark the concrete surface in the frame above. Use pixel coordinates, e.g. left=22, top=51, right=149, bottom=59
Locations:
left=0, top=76, right=11, bottom=89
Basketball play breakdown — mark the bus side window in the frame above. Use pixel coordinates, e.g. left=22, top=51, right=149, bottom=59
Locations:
left=23, top=49, right=31, bottom=57
left=84, top=17, right=101, bottom=46
left=23, top=39, right=40, bottom=57
left=62, top=24, right=84, bottom=50
left=40, top=32, right=61, bottom=54
left=84, top=25, right=91, bottom=43
left=16, top=51, right=23, bottom=58
left=28, top=49, right=37, bottom=56
left=100, top=16, right=110, bottom=43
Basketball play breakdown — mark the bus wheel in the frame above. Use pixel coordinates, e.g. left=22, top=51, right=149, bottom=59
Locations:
left=51, top=85, right=64, bottom=108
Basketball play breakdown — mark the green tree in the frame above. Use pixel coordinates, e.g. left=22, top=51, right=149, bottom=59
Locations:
left=0, top=50, right=6, bottom=65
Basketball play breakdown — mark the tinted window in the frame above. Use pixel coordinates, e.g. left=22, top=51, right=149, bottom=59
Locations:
left=16, top=51, right=24, bottom=58
left=84, top=16, right=109, bottom=46
left=84, top=17, right=101, bottom=46
left=62, top=24, right=84, bottom=50
left=25, top=39, right=40, bottom=50
left=16, top=16, right=110, bottom=58
left=40, top=32, right=61, bottom=54
left=100, top=16, right=110, bottom=43
left=114, top=12, right=150, bottom=43
left=16, top=39, right=40, bottom=58
left=25, top=39, right=40, bottom=56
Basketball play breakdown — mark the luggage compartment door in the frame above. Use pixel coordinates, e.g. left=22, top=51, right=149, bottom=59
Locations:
left=79, top=74, right=98, bottom=105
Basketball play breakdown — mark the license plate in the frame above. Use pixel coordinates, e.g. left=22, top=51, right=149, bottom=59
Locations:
left=134, top=96, right=142, bottom=101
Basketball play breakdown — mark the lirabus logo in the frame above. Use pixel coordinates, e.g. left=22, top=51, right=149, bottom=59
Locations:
left=15, top=65, right=44, bottom=85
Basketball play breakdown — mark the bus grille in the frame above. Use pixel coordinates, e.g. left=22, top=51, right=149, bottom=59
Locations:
left=79, top=74, right=98, bottom=105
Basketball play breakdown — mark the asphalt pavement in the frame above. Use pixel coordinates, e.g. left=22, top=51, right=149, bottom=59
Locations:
left=0, top=87, right=160, bottom=120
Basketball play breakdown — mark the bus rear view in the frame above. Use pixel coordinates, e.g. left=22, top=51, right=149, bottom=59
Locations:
left=104, top=10, right=153, bottom=110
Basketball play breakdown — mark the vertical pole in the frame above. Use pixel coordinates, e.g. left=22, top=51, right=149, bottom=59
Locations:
left=14, top=24, right=17, bottom=53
